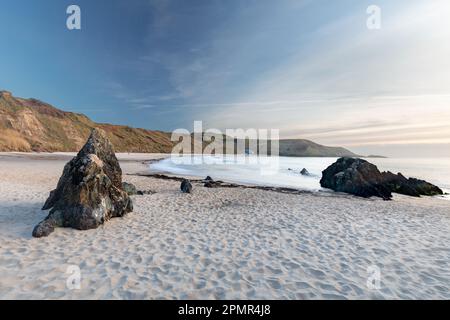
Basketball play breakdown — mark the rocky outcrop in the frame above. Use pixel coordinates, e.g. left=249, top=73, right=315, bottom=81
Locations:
left=300, top=168, right=311, bottom=176
left=32, top=129, right=133, bottom=238
left=288, top=168, right=314, bottom=177
left=203, top=176, right=222, bottom=188
left=381, top=171, right=443, bottom=197
left=320, top=158, right=392, bottom=199
left=320, top=157, right=443, bottom=200
left=180, top=179, right=192, bottom=193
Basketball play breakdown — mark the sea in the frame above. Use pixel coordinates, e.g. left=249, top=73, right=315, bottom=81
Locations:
left=150, top=155, right=450, bottom=199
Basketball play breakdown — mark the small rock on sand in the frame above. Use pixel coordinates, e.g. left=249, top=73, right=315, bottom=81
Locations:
left=300, top=168, right=311, bottom=176
left=180, top=179, right=192, bottom=193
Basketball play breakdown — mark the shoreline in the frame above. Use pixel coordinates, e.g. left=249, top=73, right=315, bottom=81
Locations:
left=0, top=154, right=449, bottom=299
left=1, top=152, right=448, bottom=201
left=132, top=172, right=450, bottom=202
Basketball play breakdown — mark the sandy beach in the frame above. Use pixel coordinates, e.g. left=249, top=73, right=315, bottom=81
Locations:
left=0, top=153, right=449, bottom=300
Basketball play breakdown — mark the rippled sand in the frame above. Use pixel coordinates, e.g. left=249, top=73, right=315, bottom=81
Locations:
left=0, top=153, right=449, bottom=299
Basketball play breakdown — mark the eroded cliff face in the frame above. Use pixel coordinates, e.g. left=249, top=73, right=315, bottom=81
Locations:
left=0, top=90, right=358, bottom=157
left=0, top=90, right=174, bottom=153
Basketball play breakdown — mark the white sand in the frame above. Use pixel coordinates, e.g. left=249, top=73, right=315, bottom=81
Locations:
left=0, top=153, right=449, bottom=299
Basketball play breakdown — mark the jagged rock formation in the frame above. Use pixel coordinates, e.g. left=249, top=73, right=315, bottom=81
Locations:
left=320, top=157, right=443, bottom=200
left=381, top=171, right=443, bottom=197
left=32, top=129, right=133, bottom=237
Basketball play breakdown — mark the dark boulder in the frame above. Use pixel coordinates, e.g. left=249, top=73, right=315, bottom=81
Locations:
left=181, top=179, right=192, bottom=193
left=122, top=182, right=138, bottom=196
left=407, top=178, right=443, bottom=196
left=32, top=128, right=133, bottom=238
left=320, top=157, right=443, bottom=200
left=300, top=168, right=311, bottom=176
left=122, top=182, right=155, bottom=196
left=320, top=158, right=392, bottom=200
left=203, top=176, right=221, bottom=188
left=382, top=172, right=443, bottom=197
left=288, top=168, right=314, bottom=177
left=380, top=171, right=419, bottom=197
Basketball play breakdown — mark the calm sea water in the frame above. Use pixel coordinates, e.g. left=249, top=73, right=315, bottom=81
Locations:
left=150, top=156, right=450, bottom=198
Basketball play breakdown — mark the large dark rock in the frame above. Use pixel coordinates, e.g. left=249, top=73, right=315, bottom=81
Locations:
left=180, top=179, right=192, bottom=193
left=380, top=171, right=418, bottom=197
left=320, top=158, right=392, bottom=200
left=407, top=178, right=443, bottom=196
left=381, top=171, right=443, bottom=197
left=320, top=157, right=443, bottom=200
left=32, top=129, right=133, bottom=238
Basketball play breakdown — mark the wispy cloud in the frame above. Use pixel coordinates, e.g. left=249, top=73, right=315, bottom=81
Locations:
left=192, top=0, right=450, bottom=153
left=94, top=1, right=450, bottom=156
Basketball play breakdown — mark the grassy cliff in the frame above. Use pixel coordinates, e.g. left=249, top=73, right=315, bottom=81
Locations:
left=0, top=90, right=357, bottom=157
left=0, top=90, right=173, bottom=153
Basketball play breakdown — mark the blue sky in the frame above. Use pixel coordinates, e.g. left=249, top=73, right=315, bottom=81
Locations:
left=1, top=0, right=449, bottom=156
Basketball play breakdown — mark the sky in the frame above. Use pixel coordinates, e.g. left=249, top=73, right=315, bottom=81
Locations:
left=0, top=0, right=449, bottom=157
